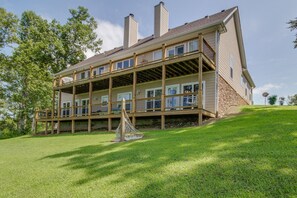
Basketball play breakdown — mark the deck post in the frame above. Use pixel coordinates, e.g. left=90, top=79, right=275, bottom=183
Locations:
left=161, top=44, right=166, bottom=129
left=34, top=109, right=38, bottom=134
left=51, top=88, right=55, bottom=134
left=88, top=80, right=93, bottom=133
left=120, top=99, right=126, bottom=142
left=198, top=34, right=204, bottom=126
left=108, top=76, right=113, bottom=131
left=132, top=71, right=137, bottom=126
left=71, top=71, right=76, bottom=133
left=57, top=89, right=61, bottom=134
left=45, top=121, right=48, bottom=135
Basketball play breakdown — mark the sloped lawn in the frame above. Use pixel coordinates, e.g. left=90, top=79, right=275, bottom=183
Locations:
left=0, top=106, right=296, bottom=197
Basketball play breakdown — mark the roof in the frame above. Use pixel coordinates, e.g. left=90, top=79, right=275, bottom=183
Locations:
left=57, top=7, right=237, bottom=75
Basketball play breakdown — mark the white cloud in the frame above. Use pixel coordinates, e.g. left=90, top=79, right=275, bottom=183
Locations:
left=85, top=19, right=123, bottom=58
left=253, top=83, right=282, bottom=95
left=85, top=19, right=143, bottom=58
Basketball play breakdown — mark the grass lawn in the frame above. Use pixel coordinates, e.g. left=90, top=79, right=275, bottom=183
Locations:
left=0, top=106, right=297, bottom=197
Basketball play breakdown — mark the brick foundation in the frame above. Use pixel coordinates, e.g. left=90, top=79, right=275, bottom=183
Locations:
left=218, top=76, right=248, bottom=116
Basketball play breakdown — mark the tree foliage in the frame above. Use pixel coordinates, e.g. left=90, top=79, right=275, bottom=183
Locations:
left=0, top=7, right=102, bottom=135
left=288, top=18, right=297, bottom=48
left=268, top=95, right=277, bottom=105
left=288, top=94, right=297, bottom=106
left=279, top=97, right=285, bottom=106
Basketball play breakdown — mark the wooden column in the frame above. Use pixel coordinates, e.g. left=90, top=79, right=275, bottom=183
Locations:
left=132, top=71, right=137, bottom=126
left=198, top=34, right=204, bottom=126
left=161, top=44, right=166, bottom=130
left=51, top=89, right=55, bottom=134
left=57, top=89, right=61, bottom=134
left=108, top=77, right=113, bottom=131
left=120, top=99, right=126, bottom=142
left=88, top=81, right=93, bottom=132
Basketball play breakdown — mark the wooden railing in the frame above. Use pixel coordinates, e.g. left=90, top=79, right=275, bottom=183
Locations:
left=54, top=36, right=216, bottom=88
left=36, top=92, right=204, bottom=119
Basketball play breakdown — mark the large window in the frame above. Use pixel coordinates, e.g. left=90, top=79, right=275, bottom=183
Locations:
left=117, top=92, right=132, bottom=110
left=167, top=44, right=185, bottom=58
left=153, top=50, right=162, bottom=60
left=145, top=88, right=162, bottom=111
left=101, top=95, right=108, bottom=107
left=116, top=58, right=134, bottom=70
left=188, top=40, right=198, bottom=52
left=81, top=99, right=89, bottom=115
left=62, top=101, right=71, bottom=117
left=182, top=82, right=205, bottom=108
left=166, top=84, right=180, bottom=109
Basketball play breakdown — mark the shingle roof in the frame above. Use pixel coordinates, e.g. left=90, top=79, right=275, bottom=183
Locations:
left=58, top=6, right=237, bottom=75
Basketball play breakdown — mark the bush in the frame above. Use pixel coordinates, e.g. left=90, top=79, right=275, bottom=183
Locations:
left=268, top=95, right=277, bottom=105
left=288, top=94, right=297, bottom=105
left=0, top=118, right=18, bottom=139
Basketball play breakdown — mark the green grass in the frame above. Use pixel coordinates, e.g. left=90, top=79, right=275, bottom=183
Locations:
left=0, top=106, right=297, bottom=197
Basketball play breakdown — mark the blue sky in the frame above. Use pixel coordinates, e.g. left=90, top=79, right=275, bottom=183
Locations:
left=1, top=0, right=297, bottom=104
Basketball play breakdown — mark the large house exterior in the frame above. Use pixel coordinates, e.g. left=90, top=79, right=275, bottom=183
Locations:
left=36, top=2, right=255, bottom=133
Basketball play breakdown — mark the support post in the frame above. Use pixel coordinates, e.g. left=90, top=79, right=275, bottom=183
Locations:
left=88, top=81, right=93, bottom=132
left=51, top=89, right=55, bottom=134
left=120, top=99, right=126, bottom=142
left=45, top=121, right=48, bottom=135
left=161, top=44, right=166, bottom=130
left=132, top=71, right=137, bottom=126
left=57, top=89, right=61, bottom=134
left=198, top=34, right=203, bottom=126
left=34, top=109, right=38, bottom=134
left=108, top=77, right=113, bottom=131
left=72, top=72, right=76, bottom=133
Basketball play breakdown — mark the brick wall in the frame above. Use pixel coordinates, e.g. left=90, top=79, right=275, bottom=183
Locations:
left=218, top=75, right=248, bottom=116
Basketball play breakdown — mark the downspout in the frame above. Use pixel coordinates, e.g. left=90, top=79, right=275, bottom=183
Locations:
left=214, top=30, right=220, bottom=117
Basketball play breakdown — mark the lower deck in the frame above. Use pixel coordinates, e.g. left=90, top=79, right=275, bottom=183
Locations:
left=37, top=109, right=215, bottom=133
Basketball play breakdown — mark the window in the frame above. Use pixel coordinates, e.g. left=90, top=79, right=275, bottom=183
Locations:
left=81, top=72, right=85, bottom=79
left=62, top=101, right=71, bottom=117
left=167, top=48, right=175, bottom=58
left=99, top=67, right=105, bottom=75
left=117, top=92, right=132, bottom=110
left=241, top=75, right=244, bottom=86
left=93, top=69, right=97, bottom=76
left=145, top=88, right=162, bottom=111
left=230, top=67, right=233, bottom=79
left=182, top=82, right=205, bottom=108
left=81, top=99, right=89, bottom=115
left=101, top=95, right=108, bottom=107
left=115, top=59, right=133, bottom=70
left=175, top=45, right=184, bottom=55
left=245, top=88, right=247, bottom=96
left=188, top=40, right=198, bottom=52
left=153, top=50, right=162, bottom=60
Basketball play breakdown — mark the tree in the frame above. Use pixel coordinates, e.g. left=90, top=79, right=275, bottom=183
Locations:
left=0, top=7, right=102, bottom=134
left=288, top=18, right=297, bottom=48
left=288, top=94, right=297, bottom=105
left=268, top=95, right=277, bottom=105
left=279, top=97, right=285, bottom=106
left=262, top=92, right=269, bottom=105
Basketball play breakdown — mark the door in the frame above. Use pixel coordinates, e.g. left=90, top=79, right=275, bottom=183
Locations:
left=75, top=100, right=79, bottom=116
left=166, top=85, right=180, bottom=110
left=81, top=99, right=89, bottom=115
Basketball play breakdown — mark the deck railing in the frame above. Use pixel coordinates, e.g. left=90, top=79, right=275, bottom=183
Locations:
left=53, top=37, right=216, bottom=88
left=37, top=92, right=204, bottom=119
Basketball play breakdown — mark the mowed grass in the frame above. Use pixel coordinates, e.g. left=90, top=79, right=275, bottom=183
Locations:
left=0, top=106, right=297, bottom=197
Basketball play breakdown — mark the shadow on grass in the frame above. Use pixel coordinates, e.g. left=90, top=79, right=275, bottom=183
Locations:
left=42, top=107, right=297, bottom=197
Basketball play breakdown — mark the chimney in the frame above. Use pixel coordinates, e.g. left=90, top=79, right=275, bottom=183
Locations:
left=123, top=13, right=138, bottom=49
left=154, top=1, right=169, bottom=38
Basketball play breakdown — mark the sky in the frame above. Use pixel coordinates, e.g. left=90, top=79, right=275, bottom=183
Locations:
left=1, top=0, right=297, bottom=105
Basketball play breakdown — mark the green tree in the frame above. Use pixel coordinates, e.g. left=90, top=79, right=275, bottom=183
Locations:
left=279, top=97, right=285, bottom=106
left=0, top=7, right=102, bottom=134
left=288, top=18, right=297, bottom=48
left=268, top=95, right=277, bottom=105
left=288, top=94, right=297, bottom=105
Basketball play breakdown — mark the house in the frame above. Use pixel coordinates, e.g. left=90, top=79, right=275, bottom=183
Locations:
left=35, top=2, right=255, bottom=133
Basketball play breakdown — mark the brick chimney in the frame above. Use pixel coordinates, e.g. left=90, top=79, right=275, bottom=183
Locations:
left=154, top=1, right=169, bottom=38
left=123, top=13, right=138, bottom=49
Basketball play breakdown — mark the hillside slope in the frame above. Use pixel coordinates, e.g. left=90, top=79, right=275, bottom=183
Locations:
left=0, top=106, right=296, bottom=197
